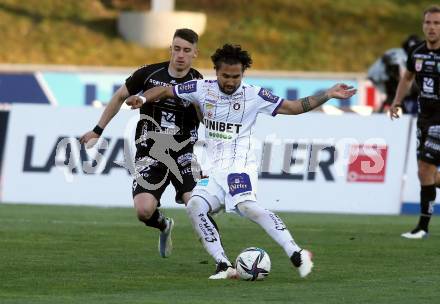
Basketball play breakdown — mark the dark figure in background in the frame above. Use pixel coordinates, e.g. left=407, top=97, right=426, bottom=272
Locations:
left=390, top=5, right=440, bottom=239
left=368, top=35, right=422, bottom=114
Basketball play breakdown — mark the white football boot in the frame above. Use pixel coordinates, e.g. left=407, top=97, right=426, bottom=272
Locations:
left=401, top=229, right=428, bottom=239
left=290, top=249, right=314, bottom=278
left=209, top=262, right=238, bottom=280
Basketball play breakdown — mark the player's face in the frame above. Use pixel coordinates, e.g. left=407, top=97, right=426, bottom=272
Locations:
left=170, top=37, right=198, bottom=72
left=423, top=12, right=440, bottom=45
left=216, top=63, right=243, bottom=95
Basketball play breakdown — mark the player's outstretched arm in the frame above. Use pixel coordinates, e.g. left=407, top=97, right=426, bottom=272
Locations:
left=389, top=70, right=415, bottom=120
left=276, top=83, right=357, bottom=115
left=80, top=85, right=130, bottom=147
left=125, top=86, right=175, bottom=109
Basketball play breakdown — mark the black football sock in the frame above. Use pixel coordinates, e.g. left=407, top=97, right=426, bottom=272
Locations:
left=416, top=185, right=436, bottom=232
left=143, top=209, right=167, bottom=231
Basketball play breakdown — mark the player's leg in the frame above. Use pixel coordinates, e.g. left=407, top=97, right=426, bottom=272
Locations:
left=236, top=200, right=313, bottom=278
left=402, top=125, right=438, bottom=239
left=186, top=182, right=236, bottom=279
left=132, top=160, right=174, bottom=257
left=181, top=190, right=221, bottom=233
left=133, top=192, right=165, bottom=230
left=402, top=160, right=437, bottom=238
left=170, top=150, right=199, bottom=206
left=170, top=149, right=223, bottom=255
left=434, top=170, right=440, bottom=187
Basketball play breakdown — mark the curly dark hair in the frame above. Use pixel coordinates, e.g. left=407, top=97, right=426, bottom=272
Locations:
left=211, top=44, right=253, bottom=71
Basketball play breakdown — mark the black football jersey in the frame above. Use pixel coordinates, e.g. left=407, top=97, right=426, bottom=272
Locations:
left=125, top=61, right=203, bottom=156
left=407, top=42, right=440, bottom=123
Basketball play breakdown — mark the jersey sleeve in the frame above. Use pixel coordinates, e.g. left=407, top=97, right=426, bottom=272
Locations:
left=406, top=49, right=415, bottom=72
left=173, top=80, right=204, bottom=107
left=253, top=87, right=284, bottom=116
left=125, top=65, right=149, bottom=95
left=193, top=69, right=204, bottom=80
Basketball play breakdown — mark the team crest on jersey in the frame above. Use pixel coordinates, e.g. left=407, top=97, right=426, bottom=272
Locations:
left=415, top=59, right=423, bottom=72
left=177, top=81, right=197, bottom=94
left=233, top=102, right=241, bottom=111
left=258, top=88, right=279, bottom=103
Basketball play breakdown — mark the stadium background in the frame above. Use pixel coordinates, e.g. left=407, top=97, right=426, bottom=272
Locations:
left=1, top=1, right=439, bottom=303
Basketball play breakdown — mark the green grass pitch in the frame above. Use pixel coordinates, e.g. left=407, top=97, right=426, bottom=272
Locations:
left=0, top=204, right=439, bottom=304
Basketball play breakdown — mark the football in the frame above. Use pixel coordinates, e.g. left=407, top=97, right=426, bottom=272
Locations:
left=235, top=247, right=271, bottom=281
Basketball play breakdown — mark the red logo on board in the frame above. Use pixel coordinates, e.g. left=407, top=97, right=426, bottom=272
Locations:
left=347, top=144, right=388, bottom=183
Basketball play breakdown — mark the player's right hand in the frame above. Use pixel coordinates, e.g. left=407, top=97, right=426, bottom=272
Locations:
left=125, top=96, right=144, bottom=109
left=389, top=103, right=402, bottom=120
left=79, top=131, right=100, bottom=148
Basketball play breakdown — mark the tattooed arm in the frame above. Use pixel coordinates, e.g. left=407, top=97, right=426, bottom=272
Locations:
left=276, top=83, right=357, bottom=115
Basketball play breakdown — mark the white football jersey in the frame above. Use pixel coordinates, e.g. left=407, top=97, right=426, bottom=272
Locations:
left=173, top=79, right=284, bottom=169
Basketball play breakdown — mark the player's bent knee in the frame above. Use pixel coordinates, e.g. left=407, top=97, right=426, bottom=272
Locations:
left=134, top=201, right=157, bottom=221
left=237, top=201, right=262, bottom=221
left=187, top=195, right=209, bottom=215
left=133, top=194, right=158, bottom=221
left=135, top=206, right=155, bottom=221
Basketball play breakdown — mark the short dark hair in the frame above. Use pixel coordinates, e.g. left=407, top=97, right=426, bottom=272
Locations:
left=424, top=5, right=440, bottom=17
left=211, top=44, right=253, bottom=71
left=173, top=28, right=198, bottom=44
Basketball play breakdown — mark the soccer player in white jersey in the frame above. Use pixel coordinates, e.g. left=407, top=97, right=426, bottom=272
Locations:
left=126, top=44, right=357, bottom=279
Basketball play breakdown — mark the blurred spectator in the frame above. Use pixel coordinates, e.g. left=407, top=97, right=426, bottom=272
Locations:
left=368, top=35, right=422, bottom=114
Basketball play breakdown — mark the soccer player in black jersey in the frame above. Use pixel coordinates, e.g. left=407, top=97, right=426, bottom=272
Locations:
left=391, top=5, right=440, bottom=239
left=80, top=28, right=203, bottom=256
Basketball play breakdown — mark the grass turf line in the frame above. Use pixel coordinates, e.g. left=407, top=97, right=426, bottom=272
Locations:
left=0, top=204, right=439, bottom=304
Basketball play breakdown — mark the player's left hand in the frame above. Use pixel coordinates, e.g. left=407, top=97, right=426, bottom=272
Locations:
left=125, top=96, right=144, bottom=109
left=79, top=131, right=100, bottom=148
left=327, top=83, right=357, bottom=100
left=389, top=103, right=402, bottom=120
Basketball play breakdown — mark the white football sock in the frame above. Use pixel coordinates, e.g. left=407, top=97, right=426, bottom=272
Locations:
left=186, top=195, right=231, bottom=265
left=237, top=201, right=301, bottom=257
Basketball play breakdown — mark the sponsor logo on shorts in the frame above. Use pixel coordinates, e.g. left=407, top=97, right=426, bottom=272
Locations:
left=227, top=173, right=252, bottom=196
left=177, top=153, right=193, bottom=166
left=180, top=167, right=192, bottom=175
left=197, top=178, right=209, bottom=186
